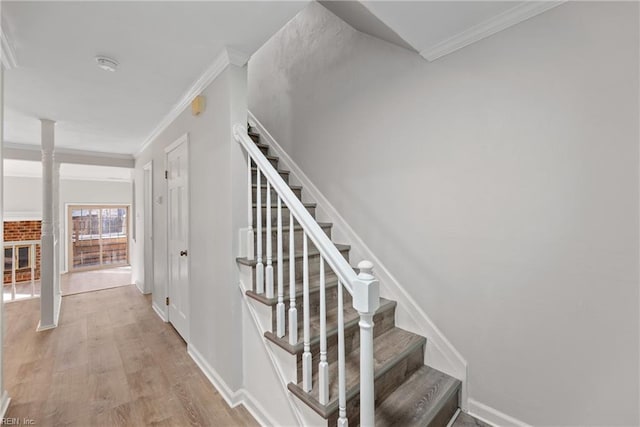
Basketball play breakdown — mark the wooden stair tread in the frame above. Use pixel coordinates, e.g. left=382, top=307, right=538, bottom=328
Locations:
left=374, top=365, right=461, bottom=427
left=245, top=128, right=461, bottom=425
left=251, top=166, right=289, bottom=175
left=265, top=298, right=396, bottom=354
left=252, top=183, right=302, bottom=191
left=245, top=269, right=340, bottom=306
left=236, top=243, right=350, bottom=266
left=253, top=222, right=332, bottom=235
left=287, top=327, right=426, bottom=418
left=252, top=202, right=316, bottom=208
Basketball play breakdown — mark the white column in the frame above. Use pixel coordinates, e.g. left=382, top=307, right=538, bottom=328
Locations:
left=53, top=160, right=60, bottom=301
left=38, top=119, right=56, bottom=331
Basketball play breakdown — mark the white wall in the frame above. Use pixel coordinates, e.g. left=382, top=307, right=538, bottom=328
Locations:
left=133, top=64, right=248, bottom=392
left=3, top=175, right=132, bottom=272
left=60, top=179, right=132, bottom=272
left=3, top=176, right=41, bottom=218
left=248, top=2, right=639, bottom=425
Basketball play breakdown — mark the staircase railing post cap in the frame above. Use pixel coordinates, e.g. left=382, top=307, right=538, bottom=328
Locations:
left=357, top=260, right=374, bottom=280
left=353, top=260, right=380, bottom=313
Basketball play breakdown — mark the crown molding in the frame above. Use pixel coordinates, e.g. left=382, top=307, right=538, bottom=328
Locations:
left=1, top=24, right=17, bottom=70
left=226, top=47, right=250, bottom=67
left=421, top=1, right=566, bottom=62
left=134, top=46, right=249, bottom=158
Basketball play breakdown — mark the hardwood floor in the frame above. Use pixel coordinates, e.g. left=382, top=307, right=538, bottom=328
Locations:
left=3, top=266, right=133, bottom=303
left=3, top=285, right=258, bottom=426
left=61, top=266, right=133, bottom=296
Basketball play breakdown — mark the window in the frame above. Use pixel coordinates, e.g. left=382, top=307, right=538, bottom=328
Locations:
left=69, top=205, right=129, bottom=270
left=4, top=248, right=12, bottom=272
left=4, top=246, right=32, bottom=272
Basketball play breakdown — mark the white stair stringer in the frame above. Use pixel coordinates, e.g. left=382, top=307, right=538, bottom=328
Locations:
left=247, top=110, right=470, bottom=408
left=240, top=264, right=327, bottom=427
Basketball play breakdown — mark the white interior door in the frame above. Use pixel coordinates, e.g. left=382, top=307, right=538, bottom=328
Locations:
left=166, top=136, right=189, bottom=341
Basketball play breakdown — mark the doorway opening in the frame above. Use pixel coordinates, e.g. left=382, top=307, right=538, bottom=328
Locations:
left=68, top=205, right=130, bottom=271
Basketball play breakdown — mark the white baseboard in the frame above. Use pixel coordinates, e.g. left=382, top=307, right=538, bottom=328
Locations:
left=467, top=399, right=532, bottom=427
left=248, top=111, right=468, bottom=402
left=187, top=344, right=280, bottom=427
left=0, top=391, right=10, bottom=418
left=36, top=321, right=56, bottom=332
left=36, top=294, right=60, bottom=332
left=187, top=344, right=243, bottom=407
left=236, top=388, right=281, bottom=427
left=54, top=293, right=61, bottom=326
left=239, top=277, right=308, bottom=426
left=135, top=280, right=149, bottom=295
left=152, top=300, right=167, bottom=322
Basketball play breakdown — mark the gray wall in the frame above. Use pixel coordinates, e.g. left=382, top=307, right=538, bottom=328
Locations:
left=133, top=64, right=247, bottom=391
left=248, top=2, right=639, bottom=425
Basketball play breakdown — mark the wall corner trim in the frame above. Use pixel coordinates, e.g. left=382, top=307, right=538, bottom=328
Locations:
left=135, top=46, right=248, bottom=158
left=467, top=399, right=532, bottom=427
left=0, top=391, right=11, bottom=419
left=420, top=1, right=566, bottom=61
left=187, top=344, right=279, bottom=427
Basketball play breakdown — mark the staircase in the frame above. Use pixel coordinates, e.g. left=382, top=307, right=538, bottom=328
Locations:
left=235, top=125, right=463, bottom=426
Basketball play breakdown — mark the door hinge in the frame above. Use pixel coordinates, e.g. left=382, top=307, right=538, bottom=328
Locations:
left=166, top=296, right=170, bottom=306
left=165, top=170, right=168, bottom=179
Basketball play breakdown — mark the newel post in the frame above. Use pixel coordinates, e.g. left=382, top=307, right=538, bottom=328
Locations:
left=234, top=124, right=254, bottom=261
left=353, top=260, right=380, bottom=427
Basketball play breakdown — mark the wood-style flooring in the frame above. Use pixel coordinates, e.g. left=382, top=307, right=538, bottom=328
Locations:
left=61, top=266, right=133, bottom=296
left=4, top=285, right=258, bottom=426
left=3, top=266, right=133, bottom=303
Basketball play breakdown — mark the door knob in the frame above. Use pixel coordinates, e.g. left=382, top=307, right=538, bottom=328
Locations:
left=180, top=250, right=188, bottom=257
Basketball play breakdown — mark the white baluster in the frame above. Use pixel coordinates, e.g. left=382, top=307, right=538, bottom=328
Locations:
left=318, top=257, right=329, bottom=405
left=276, top=196, right=285, bottom=337
left=255, top=168, right=264, bottom=294
left=265, top=181, right=274, bottom=299
left=246, top=155, right=254, bottom=261
left=302, top=232, right=312, bottom=392
left=354, top=260, right=380, bottom=427
left=288, top=212, right=297, bottom=345
left=337, top=280, right=348, bottom=427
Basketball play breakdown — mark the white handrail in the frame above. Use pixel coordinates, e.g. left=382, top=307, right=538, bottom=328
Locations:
left=234, top=124, right=380, bottom=426
left=234, top=124, right=358, bottom=294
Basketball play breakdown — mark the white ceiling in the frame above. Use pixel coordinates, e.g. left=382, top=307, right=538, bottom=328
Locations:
left=2, top=1, right=308, bottom=155
left=4, top=159, right=132, bottom=182
left=3, top=1, right=561, bottom=157
left=362, top=1, right=520, bottom=53
left=323, top=1, right=562, bottom=60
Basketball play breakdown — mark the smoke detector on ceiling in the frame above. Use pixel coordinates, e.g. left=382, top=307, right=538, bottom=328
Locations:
left=95, top=56, right=119, bottom=72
